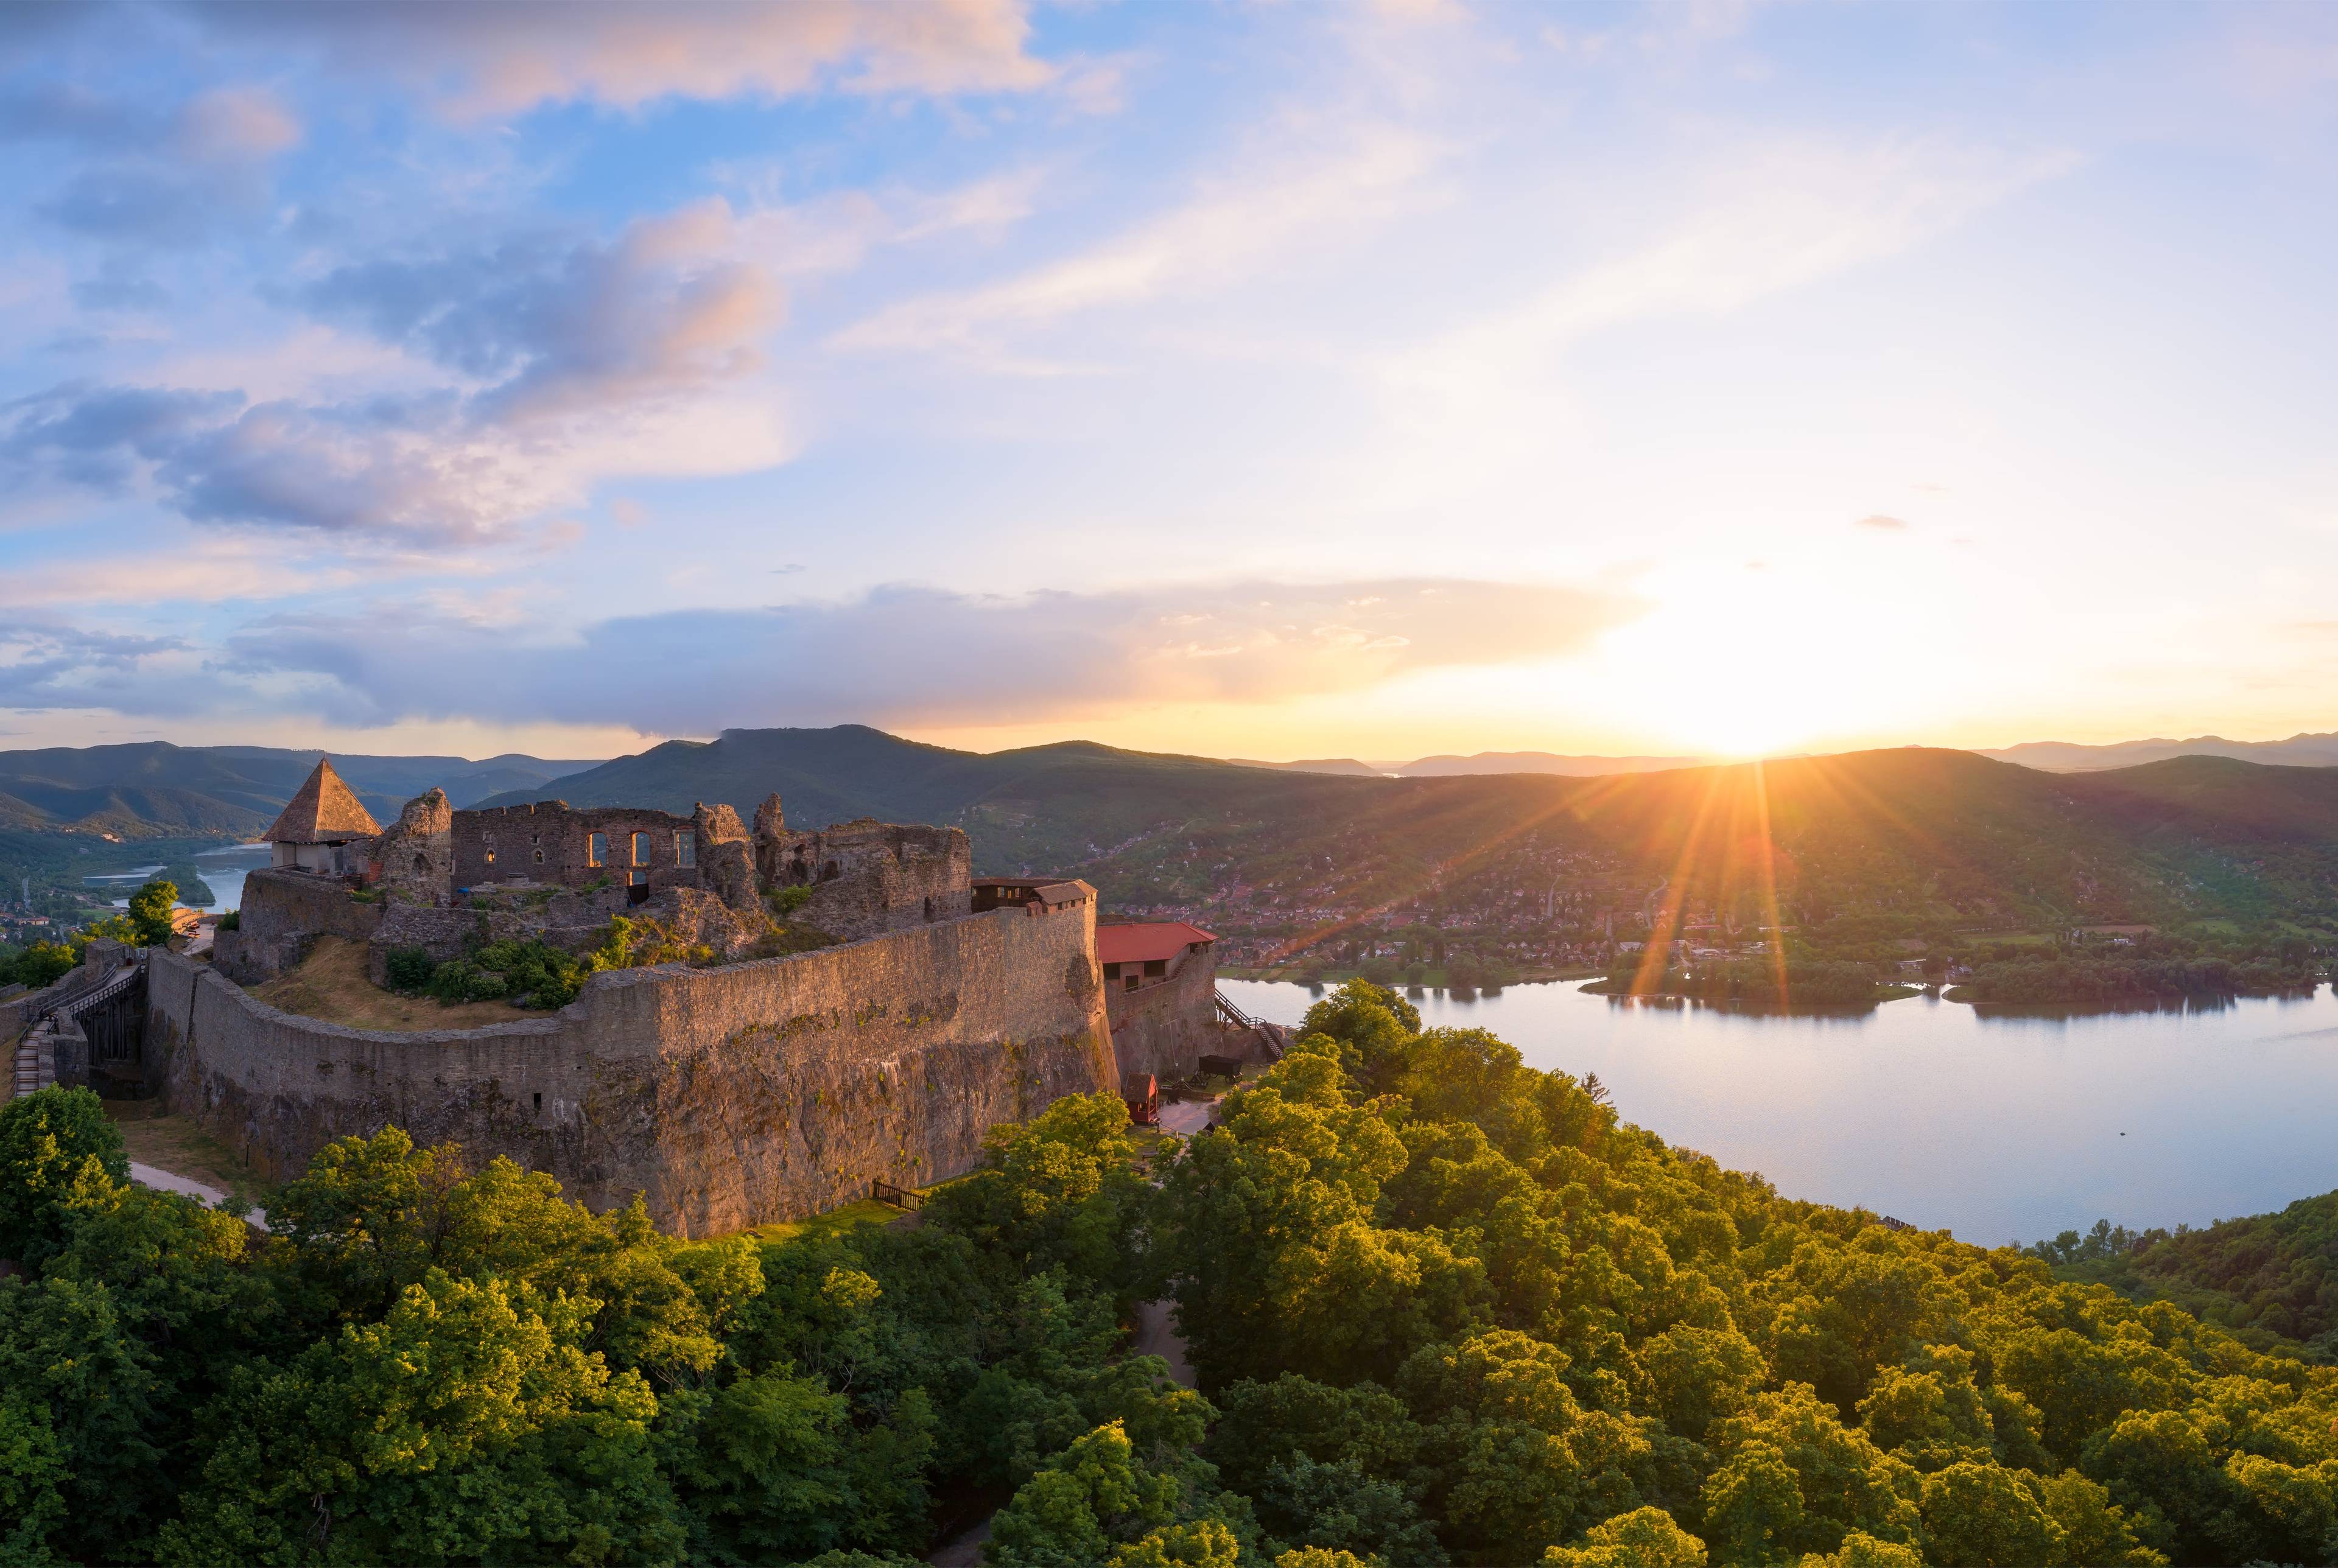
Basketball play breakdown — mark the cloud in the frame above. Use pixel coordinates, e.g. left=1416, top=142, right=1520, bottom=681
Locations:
left=198, top=577, right=1643, bottom=732
left=303, top=200, right=783, bottom=421
left=12, top=83, right=302, bottom=246
left=1855, top=514, right=1909, bottom=531
left=180, top=0, right=1054, bottom=117
left=174, top=86, right=303, bottom=161
left=832, top=126, right=1437, bottom=362
left=0, top=621, right=212, bottom=718
left=2, top=201, right=791, bottom=541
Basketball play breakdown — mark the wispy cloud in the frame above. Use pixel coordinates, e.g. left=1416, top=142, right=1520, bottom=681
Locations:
left=830, top=125, right=1438, bottom=365
left=178, top=0, right=1055, bottom=116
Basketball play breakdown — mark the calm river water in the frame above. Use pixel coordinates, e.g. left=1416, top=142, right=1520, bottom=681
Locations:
left=1219, top=978, right=2338, bottom=1247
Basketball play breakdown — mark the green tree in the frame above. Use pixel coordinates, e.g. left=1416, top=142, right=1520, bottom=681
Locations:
left=127, top=878, right=181, bottom=946
left=925, top=1093, right=1157, bottom=1306
left=0, top=1086, right=130, bottom=1269
left=160, top=1269, right=685, bottom=1567
left=983, top=1421, right=1187, bottom=1568
left=0, top=939, right=75, bottom=991
left=1792, top=1533, right=1923, bottom=1568
left=1543, top=1507, right=1706, bottom=1568
left=1916, top=1461, right=2063, bottom=1567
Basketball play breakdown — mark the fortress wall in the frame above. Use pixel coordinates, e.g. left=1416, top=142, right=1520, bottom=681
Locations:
left=147, top=898, right=1115, bottom=1236
left=453, top=801, right=703, bottom=897
left=1108, top=954, right=1233, bottom=1082
left=770, top=822, right=974, bottom=941
left=213, top=869, right=384, bottom=983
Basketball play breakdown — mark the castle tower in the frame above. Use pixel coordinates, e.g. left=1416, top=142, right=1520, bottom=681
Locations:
left=263, top=758, right=383, bottom=877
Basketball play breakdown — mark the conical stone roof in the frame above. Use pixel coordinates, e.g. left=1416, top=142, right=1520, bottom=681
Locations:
left=264, top=757, right=383, bottom=844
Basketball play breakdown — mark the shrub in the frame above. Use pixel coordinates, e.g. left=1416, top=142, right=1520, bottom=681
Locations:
left=384, top=946, right=437, bottom=993
left=215, top=909, right=239, bottom=931
left=471, top=939, right=588, bottom=1009
left=770, top=883, right=813, bottom=917
left=425, top=957, right=507, bottom=1004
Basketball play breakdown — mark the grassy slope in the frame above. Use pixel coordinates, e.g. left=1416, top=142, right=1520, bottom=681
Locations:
left=248, top=936, right=538, bottom=1031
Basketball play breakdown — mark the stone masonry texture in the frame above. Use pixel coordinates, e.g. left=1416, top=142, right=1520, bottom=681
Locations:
left=146, top=895, right=1115, bottom=1236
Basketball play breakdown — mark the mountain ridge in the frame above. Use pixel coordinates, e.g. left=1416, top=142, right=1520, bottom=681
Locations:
left=0, top=742, right=602, bottom=839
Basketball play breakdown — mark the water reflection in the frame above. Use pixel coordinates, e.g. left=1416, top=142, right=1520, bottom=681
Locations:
left=1220, top=978, right=2338, bottom=1247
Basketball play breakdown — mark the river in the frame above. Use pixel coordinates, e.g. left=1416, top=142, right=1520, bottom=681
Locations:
left=1218, top=978, right=2338, bottom=1247
left=93, top=842, right=273, bottom=914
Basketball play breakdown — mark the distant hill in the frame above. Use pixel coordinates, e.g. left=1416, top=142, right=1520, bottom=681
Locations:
left=1227, top=751, right=1704, bottom=778
left=1378, top=750, right=1705, bottom=777
left=1982, top=732, right=2338, bottom=771
left=1227, top=757, right=1386, bottom=777
left=15, top=725, right=2338, bottom=931
left=0, top=743, right=601, bottom=839
left=482, top=726, right=2338, bottom=928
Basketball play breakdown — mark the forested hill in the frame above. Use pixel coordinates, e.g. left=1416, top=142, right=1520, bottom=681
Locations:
left=0, top=741, right=601, bottom=838
left=480, top=727, right=2338, bottom=929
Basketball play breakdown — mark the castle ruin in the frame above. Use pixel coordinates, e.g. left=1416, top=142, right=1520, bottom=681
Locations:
left=119, top=760, right=1270, bottom=1234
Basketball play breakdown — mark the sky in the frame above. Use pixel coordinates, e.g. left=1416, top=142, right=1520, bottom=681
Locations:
left=2, top=0, right=2336, bottom=766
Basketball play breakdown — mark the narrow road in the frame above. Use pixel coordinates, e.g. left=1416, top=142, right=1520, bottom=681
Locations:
left=128, top=1162, right=265, bottom=1228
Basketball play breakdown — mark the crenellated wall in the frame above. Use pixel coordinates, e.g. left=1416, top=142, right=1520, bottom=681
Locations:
left=146, top=892, right=1115, bottom=1236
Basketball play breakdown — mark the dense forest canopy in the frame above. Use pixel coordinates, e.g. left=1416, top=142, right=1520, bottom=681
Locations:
left=5, top=980, right=2336, bottom=1565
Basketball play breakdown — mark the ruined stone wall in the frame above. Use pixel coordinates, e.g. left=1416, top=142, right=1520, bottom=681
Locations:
left=363, top=887, right=759, bottom=985
left=372, top=789, right=453, bottom=903
left=147, top=894, right=1115, bottom=1236
left=213, top=869, right=384, bottom=984
left=765, top=819, right=974, bottom=942
left=453, top=801, right=706, bottom=898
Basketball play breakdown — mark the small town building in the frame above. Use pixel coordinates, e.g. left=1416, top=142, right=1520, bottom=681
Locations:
left=263, top=758, right=383, bottom=876
left=1097, top=920, right=1216, bottom=995
left=1097, top=920, right=1224, bottom=1080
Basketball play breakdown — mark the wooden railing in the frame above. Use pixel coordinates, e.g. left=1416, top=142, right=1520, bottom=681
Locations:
left=872, top=1179, right=925, bottom=1211
left=1213, top=990, right=1258, bottom=1030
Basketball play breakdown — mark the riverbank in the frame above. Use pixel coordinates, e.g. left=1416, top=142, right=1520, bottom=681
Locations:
left=1578, top=976, right=1927, bottom=1012
left=1218, top=962, right=1603, bottom=989
left=1218, top=976, right=2338, bottom=1244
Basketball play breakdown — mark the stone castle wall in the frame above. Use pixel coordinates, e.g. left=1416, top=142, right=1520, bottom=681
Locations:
left=1107, top=949, right=1237, bottom=1082
left=146, top=895, right=1115, bottom=1236
left=453, top=800, right=705, bottom=898
left=212, top=868, right=385, bottom=984
left=762, top=814, right=974, bottom=942
left=372, top=788, right=453, bottom=903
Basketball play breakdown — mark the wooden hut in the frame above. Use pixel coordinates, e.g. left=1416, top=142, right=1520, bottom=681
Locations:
left=1122, top=1071, right=1160, bottom=1127
left=264, top=758, right=383, bottom=876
